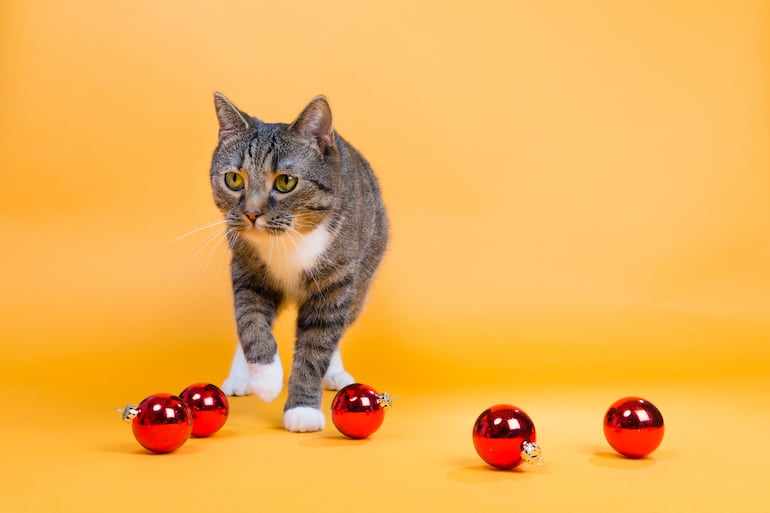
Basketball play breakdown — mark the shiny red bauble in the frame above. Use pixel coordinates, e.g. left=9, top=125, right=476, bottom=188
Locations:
left=331, top=383, right=392, bottom=439
left=179, top=383, right=229, bottom=437
left=472, top=404, right=543, bottom=469
left=603, top=396, right=665, bottom=458
left=128, top=393, right=192, bottom=454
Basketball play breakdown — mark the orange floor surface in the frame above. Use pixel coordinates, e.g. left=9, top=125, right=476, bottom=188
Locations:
left=2, top=372, right=769, bottom=513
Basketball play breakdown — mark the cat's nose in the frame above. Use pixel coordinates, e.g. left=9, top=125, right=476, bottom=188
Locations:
left=244, top=211, right=261, bottom=225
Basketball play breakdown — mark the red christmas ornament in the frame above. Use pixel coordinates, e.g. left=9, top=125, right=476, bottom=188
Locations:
left=179, top=383, right=229, bottom=437
left=118, top=393, right=192, bottom=454
left=331, top=383, right=392, bottom=439
left=472, top=404, right=544, bottom=469
left=603, top=396, right=665, bottom=458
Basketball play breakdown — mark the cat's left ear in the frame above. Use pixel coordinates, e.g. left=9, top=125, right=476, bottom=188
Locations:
left=290, top=96, right=335, bottom=154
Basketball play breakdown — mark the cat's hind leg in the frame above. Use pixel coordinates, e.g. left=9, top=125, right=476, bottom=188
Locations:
left=322, top=348, right=355, bottom=391
left=221, top=343, right=251, bottom=396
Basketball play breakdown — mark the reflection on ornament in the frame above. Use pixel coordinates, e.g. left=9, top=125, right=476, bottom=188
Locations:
left=473, top=404, right=544, bottom=469
left=119, top=393, right=192, bottom=454
left=179, top=383, right=229, bottom=437
left=603, top=396, right=664, bottom=458
left=331, top=383, right=392, bottom=439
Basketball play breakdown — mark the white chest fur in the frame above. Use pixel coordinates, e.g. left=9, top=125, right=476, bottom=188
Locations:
left=242, top=222, right=330, bottom=298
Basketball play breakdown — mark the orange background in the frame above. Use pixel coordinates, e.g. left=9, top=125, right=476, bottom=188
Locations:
left=1, top=1, right=768, bottom=512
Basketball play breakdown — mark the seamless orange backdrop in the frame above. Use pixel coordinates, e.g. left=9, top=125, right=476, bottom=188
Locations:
left=1, top=1, right=769, bottom=512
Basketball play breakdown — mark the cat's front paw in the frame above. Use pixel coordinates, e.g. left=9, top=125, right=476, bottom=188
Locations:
left=283, top=407, right=326, bottom=432
left=248, top=355, right=283, bottom=402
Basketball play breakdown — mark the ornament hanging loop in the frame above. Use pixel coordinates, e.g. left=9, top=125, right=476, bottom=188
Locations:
left=520, top=441, right=544, bottom=465
left=116, top=404, right=139, bottom=422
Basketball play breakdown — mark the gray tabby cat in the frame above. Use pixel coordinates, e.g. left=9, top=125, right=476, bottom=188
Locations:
left=210, top=93, right=388, bottom=432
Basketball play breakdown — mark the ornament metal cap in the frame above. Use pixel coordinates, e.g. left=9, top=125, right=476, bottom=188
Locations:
left=116, top=404, right=139, bottom=422
left=377, top=392, right=393, bottom=408
left=520, top=441, right=544, bottom=465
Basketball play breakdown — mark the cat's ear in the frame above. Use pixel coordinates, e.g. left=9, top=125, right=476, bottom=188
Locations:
left=214, top=92, right=252, bottom=141
left=290, top=96, right=335, bottom=153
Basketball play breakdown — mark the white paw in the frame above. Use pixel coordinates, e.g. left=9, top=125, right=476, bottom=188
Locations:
left=222, top=375, right=251, bottom=396
left=283, top=407, right=326, bottom=432
left=248, top=355, right=283, bottom=402
left=323, top=370, right=355, bottom=391
left=322, top=348, right=354, bottom=390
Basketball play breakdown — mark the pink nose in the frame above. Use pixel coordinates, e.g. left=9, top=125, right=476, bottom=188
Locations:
left=244, top=211, right=261, bottom=224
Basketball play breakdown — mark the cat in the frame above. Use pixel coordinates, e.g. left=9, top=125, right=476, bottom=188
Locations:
left=210, top=93, right=389, bottom=432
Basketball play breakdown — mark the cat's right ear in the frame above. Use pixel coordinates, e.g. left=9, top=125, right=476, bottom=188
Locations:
left=290, top=96, right=335, bottom=154
left=214, top=92, right=252, bottom=142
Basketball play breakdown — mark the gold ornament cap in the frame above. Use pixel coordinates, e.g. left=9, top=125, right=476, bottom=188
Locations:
left=116, top=404, right=139, bottom=422
left=521, top=441, right=544, bottom=465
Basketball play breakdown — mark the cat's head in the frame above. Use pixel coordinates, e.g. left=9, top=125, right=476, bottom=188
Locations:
left=210, top=93, right=339, bottom=243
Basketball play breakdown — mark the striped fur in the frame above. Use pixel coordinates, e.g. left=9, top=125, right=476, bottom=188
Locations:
left=210, top=94, right=388, bottom=430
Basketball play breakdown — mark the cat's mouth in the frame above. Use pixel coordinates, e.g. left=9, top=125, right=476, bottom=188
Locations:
left=227, top=211, right=294, bottom=238
left=238, top=224, right=277, bottom=236
left=236, top=218, right=288, bottom=237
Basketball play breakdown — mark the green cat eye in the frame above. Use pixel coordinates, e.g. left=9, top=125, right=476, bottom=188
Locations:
left=224, top=172, right=245, bottom=191
left=274, top=174, right=298, bottom=193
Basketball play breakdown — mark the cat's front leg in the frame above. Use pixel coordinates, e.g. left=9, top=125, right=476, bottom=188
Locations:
left=231, top=265, right=284, bottom=402
left=223, top=335, right=283, bottom=401
left=283, top=295, right=351, bottom=432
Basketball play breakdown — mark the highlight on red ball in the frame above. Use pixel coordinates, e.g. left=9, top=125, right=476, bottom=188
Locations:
left=118, top=393, right=193, bottom=454
left=330, top=383, right=393, bottom=439
left=603, top=396, right=665, bottom=458
left=179, top=383, right=230, bottom=437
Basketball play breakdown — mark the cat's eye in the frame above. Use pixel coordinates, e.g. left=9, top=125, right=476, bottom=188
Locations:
left=274, top=174, right=298, bottom=193
left=224, top=172, right=245, bottom=191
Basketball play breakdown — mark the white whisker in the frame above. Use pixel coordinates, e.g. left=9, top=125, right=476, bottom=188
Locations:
left=284, top=228, right=303, bottom=252
left=201, top=229, right=229, bottom=272
left=279, top=234, right=290, bottom=277
left=173, top=220, right=227, bottom=242
left=226, top=228, right=240, bottom=249
left=267, top=231, right=275, bottom=268
left=290, top=214, right=317, bottom=232
left=170, top=225, right=227, bottom=282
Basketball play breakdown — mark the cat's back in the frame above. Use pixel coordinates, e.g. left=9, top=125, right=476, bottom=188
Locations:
left=332, top=134, right=389, bottom=256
